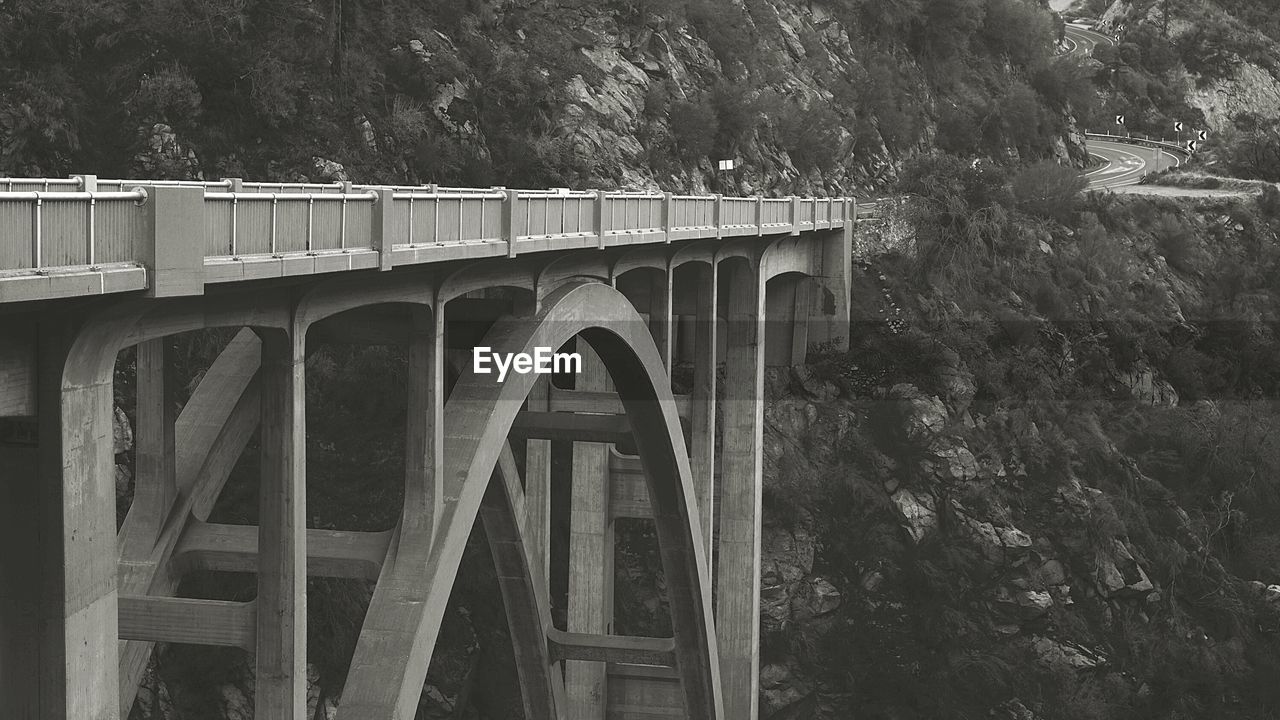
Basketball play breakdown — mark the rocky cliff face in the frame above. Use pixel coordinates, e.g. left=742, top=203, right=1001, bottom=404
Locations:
left=1184, top=63, right=1280, bottom=133
left=3, top=0, right=1087, bottom=193
left=746, top=190, right=1280, bottom=719
left=1097, top=0, right=1280, bottom=132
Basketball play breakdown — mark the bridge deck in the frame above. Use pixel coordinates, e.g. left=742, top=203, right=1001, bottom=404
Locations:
left=0, top=176, right=853, bottom=304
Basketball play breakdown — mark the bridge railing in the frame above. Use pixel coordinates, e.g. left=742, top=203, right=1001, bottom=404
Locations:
left=202, top=191, right=380, bottom=258
left=390, top=189, right=507, bottom=248
left=0, top=188, right=150, bottom=271
left=669, top=195, right=717, bottom=239
left=0, top=175, right=855, bottom=300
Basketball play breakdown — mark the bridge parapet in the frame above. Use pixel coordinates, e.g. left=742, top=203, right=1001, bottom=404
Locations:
left=0, top=175, right=854, bottom=303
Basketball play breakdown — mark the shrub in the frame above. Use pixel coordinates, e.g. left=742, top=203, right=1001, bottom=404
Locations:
left=667, top=94, right=718, bottom=159
left=1012, top=160, right=1087, bottom=223
left=1152, top=212, right=1199, bottom=273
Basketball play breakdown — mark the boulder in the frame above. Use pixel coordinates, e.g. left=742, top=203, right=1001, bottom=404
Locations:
left=891, top=384, right=948, bottom=441
left=761, top=526, right=816, bottom=585
left=806, top=577, right=842, bottom=616
left=1031, top=636, right=1106, bottom=671
left=791, top=365, right=839, bottom=402
left=996, top=698, right=1042, bottom=720
left=891, top=489, right=937, bottom=544
left=760, top=526, right=816, bottom=629
left=921, top=436, right=978, bottom=482
left=761, top=583, right=792, bottom=626
left=965, top=518, right=1033, bottom=565
left=311, top=157, right=349, bottom=182
left=1247, top=580, right=1280, bottom=603
left=994, top=586, right=1052, bottom=620
left=1114, top=366, right=1179, bottom=408
left=1095, top=540, right=1154, bottom=598
left=759, top=662, right=810, bottom=716
left=1036, top=559, right=1068, bottom=586
left=133, top=122, right=202, bottom=178
left=113, top=406, right=133, bottom=455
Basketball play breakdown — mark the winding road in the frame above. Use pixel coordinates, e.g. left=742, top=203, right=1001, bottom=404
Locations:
left=1059, top=21, right=1194, bottom=191
left=857, top=11, right=1213, bottom=216
left=1085, top=139, right=1182, bottom=189
left=1061, top=23, right=1115, bottom=59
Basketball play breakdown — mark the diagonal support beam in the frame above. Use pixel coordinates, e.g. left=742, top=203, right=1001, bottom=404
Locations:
left=118, top=596, right=256, bottom=651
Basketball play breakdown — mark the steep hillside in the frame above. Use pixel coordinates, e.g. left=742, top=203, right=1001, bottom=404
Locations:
left=1, top=0, right=1088, bottom=193
left=1092, top=0, right=1280, bottom=132
left=739, top=176, right=1280, bottom=719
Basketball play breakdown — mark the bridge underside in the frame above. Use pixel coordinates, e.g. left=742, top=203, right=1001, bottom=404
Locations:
left=0, top=228, right=849, bottom=720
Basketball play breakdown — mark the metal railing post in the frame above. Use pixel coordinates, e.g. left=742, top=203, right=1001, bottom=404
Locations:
left=714, top=194, right=724, bottom=239
left=502, top=188, right=518, bottom=258
left=755, top=195, right=764, bottom=236
left=663, top=192, right=673, bottom=243
left=790, top=197, right=801, bottom=236
left=72, top=175, right=99, bottom=266
left=594, top=190, right=607, bottom=250
left=371, top=187, right=395, bottom=271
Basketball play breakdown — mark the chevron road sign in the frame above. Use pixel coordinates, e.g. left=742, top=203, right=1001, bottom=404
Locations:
left=1186, top=140, right=1198, bottom=153
left=1197, top=130, right=1208, bottom=141
left=1174, top=121, right=1183, bottom=132
left=1115, top=115, right=1125, bottom=125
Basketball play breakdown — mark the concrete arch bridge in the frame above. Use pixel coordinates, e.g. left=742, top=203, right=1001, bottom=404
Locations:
left=0, top=176, right=855, bottom=719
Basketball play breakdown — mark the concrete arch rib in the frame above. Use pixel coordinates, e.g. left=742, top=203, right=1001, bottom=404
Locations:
left=339, top=281, right=723, bottom=720
left=478, top=442, right=569, bottom=719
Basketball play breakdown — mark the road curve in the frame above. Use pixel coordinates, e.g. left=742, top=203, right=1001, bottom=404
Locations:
left=1085, top=139, right=1182, bottom=189
left=1062, top=24, right=1114, bottom=59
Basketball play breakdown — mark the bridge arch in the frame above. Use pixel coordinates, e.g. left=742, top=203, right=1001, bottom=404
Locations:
left=55, top=291, right=297, bottom=718
left=339, top=280, right=723, bottom=720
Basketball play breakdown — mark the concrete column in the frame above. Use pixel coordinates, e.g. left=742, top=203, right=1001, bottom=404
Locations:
left=716, top=260, right=765, bottom=720
left=649, top=268, right=673, bottom=371
left=54, top=318, right=119, bottom=720
left=566, top=343, right=612, bottom=720
left=689, top=263, right=718, bottom=564
left=254, top=328, right=307, bottom=720
left=2, top=318, right=119, bottom=718
left=525, top=375, right=553, bottom=579
left=404, top=305, right=443, bottom=541
left=677, top=314, right=697, bottom=365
